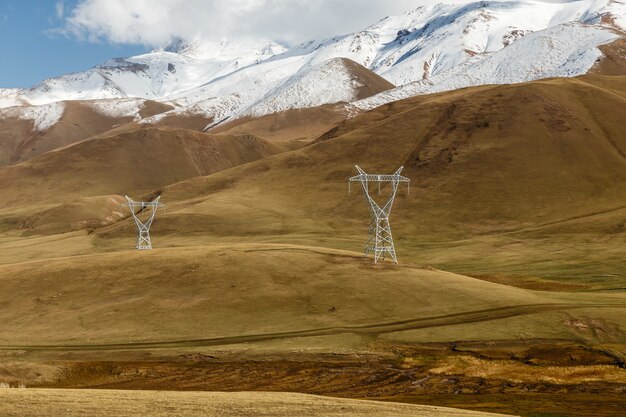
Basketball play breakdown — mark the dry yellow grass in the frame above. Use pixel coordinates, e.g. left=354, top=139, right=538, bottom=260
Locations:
left=0, top=244, right=554, bottom=345
left=411, top=355, right=626, bottom=385
left=0, top=243, right=623, bottom=350
left=0, top=127, right=284, bottom=234
left=0, top=389, right=514, bottom=417
left=212, top=105, right=348, bottom=149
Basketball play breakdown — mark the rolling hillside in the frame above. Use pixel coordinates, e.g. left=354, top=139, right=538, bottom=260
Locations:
left=0, top=100, right=172, bottom=165
left=1, top=75, right=625, bottom=282
left=0, top=128, right=283, bottom=234
left=0, top=75, right=625, bottom=417
left=134, top=75, right=626, bottom=284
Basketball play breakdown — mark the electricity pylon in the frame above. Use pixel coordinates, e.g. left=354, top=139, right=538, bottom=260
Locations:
left=122, top=196, right=164, bottom=250
left=349, top=166, right=410, bottom=263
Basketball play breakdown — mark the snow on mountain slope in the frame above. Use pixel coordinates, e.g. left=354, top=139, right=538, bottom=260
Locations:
left=141, top=57, right=393, bottom=127
left=0, top=89, right=25, bottom=108
left=599, top=0, right=626, bottom=30
left=5, top=0, right=623, bottom=106
left=0, top=0, right=625, bottom=131
left=139, top=55, right=310, bottom=127
left=13, top=39, right=287, bottom=106
left=0, top=98, right=161, bottom=133
left=353, top=22, right=621, bottom=111
left=271, top=0, right=625, bottom=86
left=245, top=59, right=361, bottom=117
left=140, top=94, right=243, bottom=128
left=158, top=0, right=624, bottom=124
left=0, top=102, right=66, bottom=131
left=242, top=58, right=393, bottom=117
left=84, top=98, right=149, bottom=120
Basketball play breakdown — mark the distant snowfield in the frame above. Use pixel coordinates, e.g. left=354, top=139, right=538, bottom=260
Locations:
left=0, top=0, right=624, bottom=130
left=352, top=23, right=621, bottom=111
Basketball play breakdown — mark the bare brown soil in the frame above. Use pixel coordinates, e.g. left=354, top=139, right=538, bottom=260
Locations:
left=2, top=342, right=623, bottom=417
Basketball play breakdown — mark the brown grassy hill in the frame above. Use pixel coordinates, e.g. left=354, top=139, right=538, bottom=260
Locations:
left=0, top=100, right=172, bottom=165
left=0, top=76, right=625, bottom=257
left=96, top=75, right=626, bottom=285
left=340, top=58, right=396, bottom=100
left=0, top=244, right=622, bottom=347
left=210, top=105, right=349, bottom=150
left=151, top=75, right=626, bottom=230
left=1, top=76, right=624, bottom=287
left=0, top=127, right=283, bottom=234
left=208, top=59, right=393, bottom=149
left=2, top=76, right=625, bottom=282
left=594, top=38, right=626, bottom=75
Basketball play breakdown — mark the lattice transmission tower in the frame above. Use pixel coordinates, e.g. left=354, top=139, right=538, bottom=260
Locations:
left=349, top=166, right=410, bottom=263
left=122, top=196, right=164, bottom=250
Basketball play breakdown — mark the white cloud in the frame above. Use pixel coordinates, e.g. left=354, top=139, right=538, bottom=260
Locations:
left=63, top=0, right=456, bottom=47
left=56, top=1, right=65, bottom=19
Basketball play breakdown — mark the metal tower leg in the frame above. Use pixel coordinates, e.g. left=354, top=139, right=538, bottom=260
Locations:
left=137, top=227, right=152, bottom=250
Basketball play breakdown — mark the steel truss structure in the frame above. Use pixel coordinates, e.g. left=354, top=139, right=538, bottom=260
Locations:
left=122, top=196, right=164, bottom=250
left=349, top=166, right=410, bottom=263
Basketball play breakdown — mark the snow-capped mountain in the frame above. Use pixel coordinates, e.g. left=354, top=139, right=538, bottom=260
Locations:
left=0, top=0, right=625, bottom=132
left=353, top=22, right=622, bottom=111
left=140, top=57, right=393, bottom=127
left=242, top=58, right=394, bottom=118
left=21, top=39, right=288, bottom=105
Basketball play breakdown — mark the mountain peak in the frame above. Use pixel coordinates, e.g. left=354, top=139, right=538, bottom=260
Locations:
left=157, top=37, right=288, bottom=60
left=162, top=37, right=198, bottom=54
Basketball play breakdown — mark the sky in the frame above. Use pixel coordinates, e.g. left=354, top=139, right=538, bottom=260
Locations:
left=0, top=0, right=464, bottom=88
left=0, top=1, right=146, bottom=88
